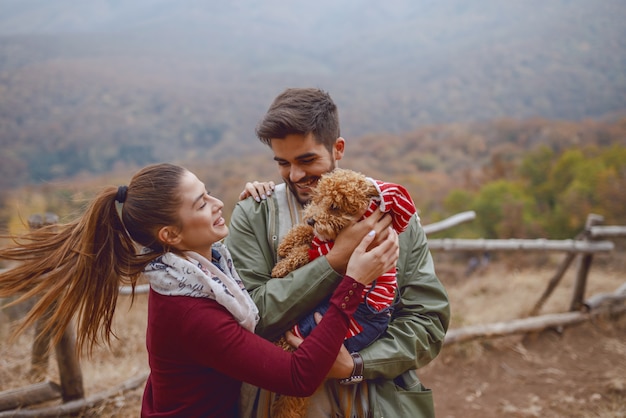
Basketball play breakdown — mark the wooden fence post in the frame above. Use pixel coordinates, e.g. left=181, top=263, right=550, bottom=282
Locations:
left=55, top=322, right=84, bottom=402
left=569, top=214, right=604, bottom=311
left=528, top=252, right=577, bottom=316
left=28, top=214, right=58, bottom=381
left=29, top=308, right=54, bottom=381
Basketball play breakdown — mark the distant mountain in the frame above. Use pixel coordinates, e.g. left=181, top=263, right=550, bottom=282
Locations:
left=1, top=0, right=625, bottom=186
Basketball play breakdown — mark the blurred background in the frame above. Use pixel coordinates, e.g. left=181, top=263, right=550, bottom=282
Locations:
left=1, top=3, right=626, bottom=417
left=1, top=0, right=625, bottom=237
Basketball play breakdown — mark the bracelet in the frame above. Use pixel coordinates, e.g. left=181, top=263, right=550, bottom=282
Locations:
left=339, top=352, right=364, bottom=385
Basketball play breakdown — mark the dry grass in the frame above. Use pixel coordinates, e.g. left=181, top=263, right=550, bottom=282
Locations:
left=0, top=294, right=148, bottom=417
left=435, top=251, right=625, bottom=328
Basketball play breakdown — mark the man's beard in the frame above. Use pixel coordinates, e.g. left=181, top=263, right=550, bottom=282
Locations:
left=286, top=161, right=336, bottom=206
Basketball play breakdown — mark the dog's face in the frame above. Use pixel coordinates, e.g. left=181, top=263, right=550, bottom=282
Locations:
left=303, top=169, right=379, bottom=241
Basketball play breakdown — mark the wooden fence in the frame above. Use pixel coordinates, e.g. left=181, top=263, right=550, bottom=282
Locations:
left=426, top=212, right=626, bottom=345
left=0, top=211, right=625, bottom=416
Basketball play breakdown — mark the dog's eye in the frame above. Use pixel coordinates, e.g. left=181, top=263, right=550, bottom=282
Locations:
left=329, top=204, right=339, bottom=212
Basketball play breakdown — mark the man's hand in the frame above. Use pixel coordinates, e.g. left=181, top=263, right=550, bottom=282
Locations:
left=284, top=312, right=354, bottom=379
left=283, top=311, right=325, bottom=350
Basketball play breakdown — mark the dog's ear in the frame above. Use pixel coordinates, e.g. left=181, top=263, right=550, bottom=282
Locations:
left=356, top=176, right=380, bottom=202
left=366, top=182, right=379, bottom=199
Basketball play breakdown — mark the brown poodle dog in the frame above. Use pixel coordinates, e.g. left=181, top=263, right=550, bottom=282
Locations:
left=270, top=168, right=416, bottom=418
left=271, top=168, right=380, bottom=278
left=270, top=168, right=378, bottom=418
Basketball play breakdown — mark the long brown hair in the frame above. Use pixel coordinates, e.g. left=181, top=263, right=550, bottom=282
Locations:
left=0, top=163, right=186, bottom=355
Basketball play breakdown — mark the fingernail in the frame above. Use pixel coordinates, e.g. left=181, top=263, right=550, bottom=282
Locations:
left=255, top=197, right=261, bottom=202
left=261, top=194, right=266, bottom=200
left=368, top=230, right=376, bottom=236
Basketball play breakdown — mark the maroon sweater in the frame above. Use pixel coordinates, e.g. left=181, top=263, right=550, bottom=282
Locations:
left=141, top=275, right=364, bottom=418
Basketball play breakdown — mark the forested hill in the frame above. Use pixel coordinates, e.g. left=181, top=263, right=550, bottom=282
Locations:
left=1, top=0, right=625, bottom=190
left=3, top=115, right=626, bottom=242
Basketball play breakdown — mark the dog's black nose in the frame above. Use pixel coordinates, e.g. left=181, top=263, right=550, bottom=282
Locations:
left=306, top=218, right=316, bottom=226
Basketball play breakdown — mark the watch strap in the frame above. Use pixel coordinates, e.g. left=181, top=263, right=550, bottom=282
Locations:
left=339, top=352, right=364, bottom=385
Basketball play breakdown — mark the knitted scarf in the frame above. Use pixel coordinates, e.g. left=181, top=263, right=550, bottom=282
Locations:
left=143, top=242, right=259, bottom=332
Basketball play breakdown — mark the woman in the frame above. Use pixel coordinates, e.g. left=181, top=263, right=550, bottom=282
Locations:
left=0, top=163, right=399, bottom=417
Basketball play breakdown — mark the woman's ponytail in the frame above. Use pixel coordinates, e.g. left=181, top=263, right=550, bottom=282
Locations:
left=0, top=162, right=186, bottom=355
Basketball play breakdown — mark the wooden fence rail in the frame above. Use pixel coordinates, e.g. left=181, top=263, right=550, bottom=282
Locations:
left=444, top=297, right=626, bottom=345
left=422, top=210, right=476, bottom=235
left=428, top=212, right=626, bottom=344
left=590, top=225, right=626, bottom=238
left=427, top=238, right=614, bottom=253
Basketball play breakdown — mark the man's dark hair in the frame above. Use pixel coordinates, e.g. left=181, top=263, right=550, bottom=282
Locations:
left=256, top=88, right=340, bottom=152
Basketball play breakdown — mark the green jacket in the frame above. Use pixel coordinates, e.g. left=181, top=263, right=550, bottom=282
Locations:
left=226, top=184, right=450, bottom=418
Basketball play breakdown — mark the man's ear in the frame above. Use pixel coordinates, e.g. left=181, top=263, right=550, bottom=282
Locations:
left=158, top=226, right=181, bottom=247
left=333, top=137, right=345, bottom=161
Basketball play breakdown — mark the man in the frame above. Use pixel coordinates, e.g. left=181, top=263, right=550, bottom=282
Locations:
left=226, top=88, right=450, bottom=417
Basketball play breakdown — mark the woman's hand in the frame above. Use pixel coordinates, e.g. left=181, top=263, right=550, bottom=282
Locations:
left=346, top=227, right=399, bottom=286
left=239, top=181, right=275, bottom=202
left=326, top=207, right=393, bottom=274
